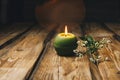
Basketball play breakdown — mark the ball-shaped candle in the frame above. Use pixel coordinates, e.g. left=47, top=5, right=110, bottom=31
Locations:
left=54, top=26, right=78, bottom=56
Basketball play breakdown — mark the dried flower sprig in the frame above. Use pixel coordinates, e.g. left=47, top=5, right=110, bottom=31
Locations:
left=73, top=35, right=111, bottom=65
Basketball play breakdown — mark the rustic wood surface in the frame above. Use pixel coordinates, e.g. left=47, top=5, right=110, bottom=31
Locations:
left=81, top=23, right=120, bottom=80
left=0, top=23, right=120, bottom=80
left=0, top=23, right=32, bottom=46
left=0, top=23, right=57, bottom=80
left=105, top=23, right=120, bottom=35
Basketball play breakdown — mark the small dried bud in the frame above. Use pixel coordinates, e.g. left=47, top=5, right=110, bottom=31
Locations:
left=89, top=58, right=95, bottom=63
left=105, top=57, right=110, bottom=61
left=98, top=56, right=101, bottom=59
left=107, top=40, right=111, bottom=43
left=77, top=41, right=81, bottom=44
left=81, top=43, right=86, bottom=47
left=95, top=42, right=99, bottom=47
left=96, top=59, right=100, bottom=65
left=73, top=50, right=78, bottom=53
left=84, top=41, right=88, bottom=44
left=78, top=53, right=83, bottom=57
left=99, top=45, right=104, bottom=48
left=100, top=38, right=107, bottom=44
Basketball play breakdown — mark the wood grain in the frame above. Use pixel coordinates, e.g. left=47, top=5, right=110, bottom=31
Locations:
left=33, top=25, right=62, bottom=80
left=105, top=23, right=120, bottom=35
left=0, top=23, right=32, bottom=46
left=0, top=23, right=119, bottom=80
left=98, top=47, right=120, bottom=80
left=84, top=23, right=120, bottom=80
left=0, top=24, right=56, bottom=80
left=83, top=23, right=113, bottom=37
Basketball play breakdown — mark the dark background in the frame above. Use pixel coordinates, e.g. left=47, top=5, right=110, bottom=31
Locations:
left=0, top=0, right=120, bottom=24
left=84, top=0, right=120, bottom=22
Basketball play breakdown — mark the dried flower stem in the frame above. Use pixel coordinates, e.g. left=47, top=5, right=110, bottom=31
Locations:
left=73, top=35, right=111, bottom=65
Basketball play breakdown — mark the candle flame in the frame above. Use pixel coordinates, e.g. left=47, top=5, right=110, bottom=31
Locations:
left=65, top=25, right=68, bottom=35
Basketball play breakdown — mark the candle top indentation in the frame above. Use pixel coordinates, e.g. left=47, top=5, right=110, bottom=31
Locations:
left=58, top=33, right=75, bottom=38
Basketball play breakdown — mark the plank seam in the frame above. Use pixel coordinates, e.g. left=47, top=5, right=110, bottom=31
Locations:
left=0, top=24, right=35, bottom=49
left=99, top=22, right=120, bottom=42
left=26, top=26, right=58, bottom=80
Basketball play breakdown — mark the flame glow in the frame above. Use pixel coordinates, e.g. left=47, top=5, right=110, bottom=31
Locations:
left=65, top=25, right=68, bottom=35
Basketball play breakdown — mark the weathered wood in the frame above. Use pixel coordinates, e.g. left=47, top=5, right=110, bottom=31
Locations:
left=33, top=42, right=59, bottom=80
left=0, top=24, right=56, bottom=80
left=98, top=47, right=120, bottom=80
left=0, top=23, right=33, bottom=57
left=81, top=23, right=103, bottom=80
left=83, top=23, right=113, bottom=37
left=100, top=23, right=120, bottom=73
left=0, top=23, right=32, bottom=46
left=0, top=22, right=119, bottom=80
left=105, top=23, right=120, bottom=35
left=106, top=38, right=120, bottom=73
left=33, top=25, right=62, bottom=80
left=33, top=24, right=92, bottom=80
left=99, top=23, right=120, bottom=42
left=90, top=62, right=102, bottom=80
left=84, top=23, right=120, bottom=80
left=26, top=24, right=58, bottom=80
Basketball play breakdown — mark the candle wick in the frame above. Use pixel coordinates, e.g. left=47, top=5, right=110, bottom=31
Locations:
left=65, top=34, right=67, bottom=37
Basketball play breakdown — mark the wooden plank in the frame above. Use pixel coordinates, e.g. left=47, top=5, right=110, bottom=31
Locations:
left=33, top=25, right=62, bottom=80
left=105, top=23, right=120, bottom=35
left=0, top=23, right=33, bottom=57
left=81, top=23, right=103, bottom=80
left=90, top=62, right=102, bottom=80
left=83, top=23, right=113, bottom=37
left=100, top=23, right=120, bottom=73
left=33, top=42, right=59, bottom=80
left=98, top=47, right=120, bottom=80
left=0, top=23, right=32, bottom=46
left=83, top=23, right=120, bottom=80
left=99, top=23, right=120, bottom=42
left=0, top=24, right=56, bottom=80
left=105, top=37, right=120, bottom=73
left=33, top=24, right=92, bottom=80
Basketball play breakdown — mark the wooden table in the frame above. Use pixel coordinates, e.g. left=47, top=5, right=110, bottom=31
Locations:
left=0, top=22, right=120, bottom=80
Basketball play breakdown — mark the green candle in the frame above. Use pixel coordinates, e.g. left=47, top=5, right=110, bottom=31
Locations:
left=54, top=26, right=78, bottom=56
